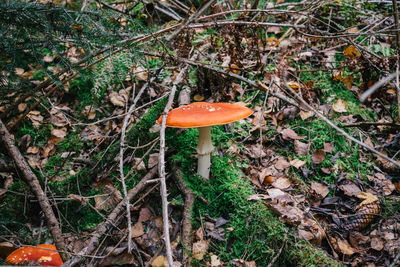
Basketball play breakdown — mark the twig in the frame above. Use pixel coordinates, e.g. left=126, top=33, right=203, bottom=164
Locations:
left=0, top=119, right=67, bottom=260
left=166, top=0, right=217, bottom=42
left=266, top=233, right=287, bottom=267
left=158, top=64, right=188, bottom=266
left=119, top=81, right=151, bottom=254
left=173, top=168, right=194, bottom=264
left=393, top=0, right=400, bottom=119
left=342, top=121, right=400, bottom=128
left=359, top=72, right=396, bottom=102
left=63, top=166, right=158, bottom=266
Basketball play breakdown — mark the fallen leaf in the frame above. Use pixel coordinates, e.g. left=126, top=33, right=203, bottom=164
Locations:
left=290, top=159, right=306, bottom=169
left=332, top=98, right=348, bottom=113
left=281, top=128, right=306, bottom=140
left=294, top=140, right=309, bottom=156
left=210, top=253, right=222, bottom=267
left=109, top=91, right=126, bottom=107
left=323, top=142, right=333, bottom=153
left=272, top=177, right=292, bottom=190
left=134, top=66, right=148, bottom=81
left=131, top=221, right=145, bottom=238
left=138, top=207, right=153, bottom=222
left=147, top=153, right=159, bottom=169
left=339, top=182, right=362, bottom=197
left=192, top=240, right=209, bottom=260
left=133, top=157, right=146, bottom=171
left=312, top=149, right=326, bottom=164
left=310, top=181, right=329, bottom=199
left=342, top=75, right=354, bottom=90
left=337, top=238, right=355, bottom=255
left=51, top=128, right=67, bottom=139
left=299, top=110, right=313, bottom=120
left=275, top=158, right=290, bottom=170
left=152, top=256, right=168, bottom=267
left=344, top=45, right=360, bottom=57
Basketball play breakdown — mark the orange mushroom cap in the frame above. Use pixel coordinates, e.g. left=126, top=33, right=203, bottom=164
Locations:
left=5, top=244, right=63, bottom=266
left=157, top=102, right=253, bottom=128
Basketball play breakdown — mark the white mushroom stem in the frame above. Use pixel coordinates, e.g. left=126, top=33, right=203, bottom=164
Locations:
left=196, top=126, right=214, bottom=179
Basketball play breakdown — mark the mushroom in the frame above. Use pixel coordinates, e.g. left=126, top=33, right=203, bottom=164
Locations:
left=157, top=102, right=253, bottom=179
left=5, top=244, right=63, bottom=266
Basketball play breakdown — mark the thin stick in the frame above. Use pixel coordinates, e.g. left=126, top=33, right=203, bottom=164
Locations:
left=119, top=81, right=151, bottom=254
left=173, top=168, right=194, bottom=264
left=158, top=65, right=188, bottom=266
left=0, top=119, right=67, bottom=259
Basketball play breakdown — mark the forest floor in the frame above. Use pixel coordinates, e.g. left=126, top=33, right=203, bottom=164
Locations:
left=1, top=0, right=400, bottom=266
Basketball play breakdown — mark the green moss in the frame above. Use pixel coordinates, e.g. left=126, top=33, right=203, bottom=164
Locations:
left=168, top=125, right=338, bottom=266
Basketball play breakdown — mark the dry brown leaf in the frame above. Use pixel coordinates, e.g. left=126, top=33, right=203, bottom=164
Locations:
left=192, top=240, right=209, bottom=260
left=337, top=238, right=355, bottom=255
left=275, top=158, right=290, bottom=170
left=272, top=177, right=292, bottom=190
left=109, top=91, right=126, bottom=107
left=133, top=157, right=146, bottom=171
left=51, top=128, right=67, bottom=139
left=151, top=256, right=168, bottom=267
left=290, top=159, right=306, bottom=169
left=367, top=174, right=395, bottom=196
left=246, top=143, right=266, bottom=158
left=299, top=110, right=313, bottom=120
left=131, top=221, right=145, bottom=238
left=323, top=142, right=333, bottom=153
left=134, top=66, right=148, bottom=81
left=332, top=98, right=348, bottom=113
left=294, top=140, right=309, bottom=156
left=209, top=253, right=222, bottom=267
left=339, top=182, right=362, bottom=197
left=147, top=153, right=159, bottom=169
left=310, top=181, right=329, bottom=199
left=138, top=207, right=153, bottom=222
left=342, top=75, right=354, bottom=90
left=27, top=110, right=43, bottom=127
left=27, top=146, right=39, bottom=154
left=312, top=149, right=326, bottom=164
left=281, top=128, right=306, bottom=140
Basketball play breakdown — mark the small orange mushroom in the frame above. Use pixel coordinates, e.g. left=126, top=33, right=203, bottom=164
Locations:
left=5, top=244, right=63, bottom=266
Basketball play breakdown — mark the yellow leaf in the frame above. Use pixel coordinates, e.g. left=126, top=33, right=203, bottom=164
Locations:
left=342, top=75, right=354, bottom=89
left=344, top=45, right=360, bottom=57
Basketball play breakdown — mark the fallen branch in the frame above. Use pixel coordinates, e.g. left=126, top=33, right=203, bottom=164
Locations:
left=173, top=168, right=194, bottom=264
left=158, top=64, right=188, bottom=266
left=63, top=166, right=158, bottom=266
left=0, top=119, right=67, bottom=259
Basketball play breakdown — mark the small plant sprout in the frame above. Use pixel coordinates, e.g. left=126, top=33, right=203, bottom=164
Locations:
left=157, top=102, right=253, bottom=179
